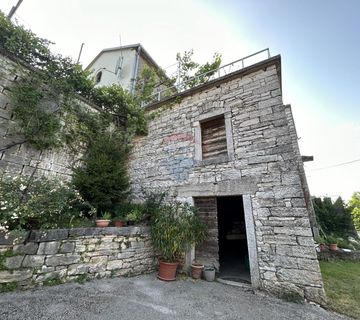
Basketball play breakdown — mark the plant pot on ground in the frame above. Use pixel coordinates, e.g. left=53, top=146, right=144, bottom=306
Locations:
left=204, top=266, right=216, bottom=282
left=96, top=212, right=112, bottom=227
left=150, top=201, right=207, bottom=281
left=191, top=262, right=204, bottom=279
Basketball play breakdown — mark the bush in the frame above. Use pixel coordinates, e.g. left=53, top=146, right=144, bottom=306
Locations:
left=0, top=174, right=94, bottom=232
left=72, top=132, right=129, bottom=217
left=150, top=201, right=207, bottom=262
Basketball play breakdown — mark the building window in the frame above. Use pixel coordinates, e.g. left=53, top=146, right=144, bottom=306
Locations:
left=200, top=115, right=227, bottom=160
left=95, top=71, right=102, bottom=84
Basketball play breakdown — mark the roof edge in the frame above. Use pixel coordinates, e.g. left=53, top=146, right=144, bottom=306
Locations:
left=145, top=55, right=282, bottom=111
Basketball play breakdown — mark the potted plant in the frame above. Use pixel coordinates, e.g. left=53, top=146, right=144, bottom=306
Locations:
left=96, top=212, right=112, bottom=227
left=150, top=202, right=207, bottom=281
left=113, top=215, right=125, bottom=227
left=126, top=207, right=143, bottom=226
left=315, top=235, right=326, bottom=252
left=204, top=266, right=216, bottom=282
left=326, top=235, right=338, bottom=251
left=191, top=261, right=204, bottom=279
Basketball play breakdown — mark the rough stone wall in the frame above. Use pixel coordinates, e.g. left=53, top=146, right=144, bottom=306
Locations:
left=0, top=53, right=96, bottom=180
left=128, top=57, right=326, bottom=304
left=0, top=227, right=154, bottom=290
left=193, top=197, right=219, bottom=269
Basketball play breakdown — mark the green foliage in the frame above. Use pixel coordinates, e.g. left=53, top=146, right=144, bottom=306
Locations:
left=72, top=132, right=129, bottom=216
left=312, top=196, right=357, bottom=238
left=100, top=212, right=112, bottom=220
left=349, top=192, right=360, bottom=231
left=176, top=50, right=222, bottom=90
left=9, top=79, right=63, bottom=150
left=150, top=201, right=207, bottom=262
left=0, top=282, right=18, bottom=293
left=0, top=174, right=94, bottom=232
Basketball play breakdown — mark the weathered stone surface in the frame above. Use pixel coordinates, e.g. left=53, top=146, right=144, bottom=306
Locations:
left=0, top=269, right=32, bottom=283
left=4, top=255, right=24, bottom=269
left=89, top=256, right=108, bottom=273
left=67, top=264, right=89, bottom=276
left=22, top=255, right=45, bottom=267
left=59, top=242, right=75, bottom=253
left=277, top=268, right=322, bottom=286
left=13, top=242, right=38, bottom=255
left=0, top=231, right=29, bottom=245
left=37, top=241, right=60, bottom=255
left=46, top=254, right=81, bottom=266
left=107, top=260, right=123, bottom=270
left=29, top=229, right=68, bottom=242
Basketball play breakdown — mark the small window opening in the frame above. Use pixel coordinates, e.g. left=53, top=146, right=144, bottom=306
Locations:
left=201, top=115, right=227, bottom=160
left=95, top=71, right=102, bottom=84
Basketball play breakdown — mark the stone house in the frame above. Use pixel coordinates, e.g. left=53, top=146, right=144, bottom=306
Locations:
left=128, top=54, right=326, bottom=304
left=0, top=50, right=326, bottom=304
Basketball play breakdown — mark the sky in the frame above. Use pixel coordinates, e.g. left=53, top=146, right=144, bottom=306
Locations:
left=0, top=0, right=359, bottom=201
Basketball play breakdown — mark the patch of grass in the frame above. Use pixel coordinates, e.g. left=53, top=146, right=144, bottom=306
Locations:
left=320, top=260, right=360, bottom=319
left=0, top=282, right=18, bottom=292
left=43, top=277, right=63, bottom=286
left=75, top=274, right=89, bottom=284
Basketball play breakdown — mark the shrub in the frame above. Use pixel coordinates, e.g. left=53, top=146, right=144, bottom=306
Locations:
left=0, top=174, right=94, bottom=232
left=72, top=131, right=129, bottom=217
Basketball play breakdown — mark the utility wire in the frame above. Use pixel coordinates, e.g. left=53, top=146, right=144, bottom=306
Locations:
left=308, top=158, right=360, bottom=172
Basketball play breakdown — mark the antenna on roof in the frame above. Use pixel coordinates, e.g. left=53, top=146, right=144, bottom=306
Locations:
left=76, top=43, right=85, bottom=64
left=115, top=34, right=124, bottom=79
left=8, top=0, right=24, bottom=19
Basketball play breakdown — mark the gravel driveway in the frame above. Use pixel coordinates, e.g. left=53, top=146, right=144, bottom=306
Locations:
left=0, top=274, right=346, bottom=320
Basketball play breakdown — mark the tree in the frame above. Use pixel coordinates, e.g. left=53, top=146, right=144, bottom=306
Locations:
left=349, top=192, right=360, bottom=231
left=72, top=131, right=129, bottom=216
left=312, top=196, right=357, bottom=237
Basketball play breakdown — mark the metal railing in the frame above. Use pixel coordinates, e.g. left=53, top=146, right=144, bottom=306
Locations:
left=142, top=48, right=270, bottom=106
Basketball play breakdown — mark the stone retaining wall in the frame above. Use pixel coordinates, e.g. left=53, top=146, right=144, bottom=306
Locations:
left=318, top=250, right=360, bottom=261
left=0, top=52, right=98, bottom=180
left=0, top=227, right=155, bottom=290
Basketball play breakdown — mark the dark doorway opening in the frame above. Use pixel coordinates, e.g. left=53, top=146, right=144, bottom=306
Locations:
left=217, top=196, right=250, bottom=283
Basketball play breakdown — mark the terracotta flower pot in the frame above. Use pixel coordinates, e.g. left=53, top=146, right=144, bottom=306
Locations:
left=319, top=243, right=325, bottom=252
left=114, top=219, right=125, bottom=227
left=191, top=263, right=204, bottom=279
left=329, top=243, right=338, bottom=251
left=158, top=261, right=178, bottom=281
left=96, top=220, right=110, bottom=227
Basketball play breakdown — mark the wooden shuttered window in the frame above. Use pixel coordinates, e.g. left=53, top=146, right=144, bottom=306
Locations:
left=201, top=116, right=227, bottom=160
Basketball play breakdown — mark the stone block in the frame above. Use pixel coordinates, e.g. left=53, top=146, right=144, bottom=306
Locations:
left=277, top=268, right=322, bottom=286
left=4, top=255, right=24, bottom=269
left=46, top=254, right=81, bottom=266
left=0, top=231, right=29, bottom=245
left=89, top=256, right=108, bottom=273
left=37, top=241, right=61, bottom=255
left=28, top=229, right=68, bottom=242
left=304, top=286, right=327, bottom=306
left=34, top=269, right=67, bottom=283
left=0, top=269, right=32, bottom=283
left=67, top=264, right=89, bottom=276
left=107, top=260, right=123, bottom=270
left=22, top=255, right=45, bottom=267
left=13, top=242, right=38, bottom=255
left=59, top=242, right=75, bottom=253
